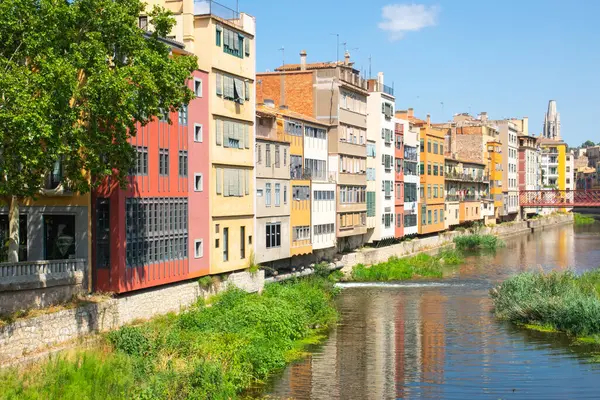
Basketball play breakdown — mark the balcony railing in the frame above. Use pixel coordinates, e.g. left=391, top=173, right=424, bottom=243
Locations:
left=0, top=258, right=86, bottom=279
left=339, top=70, right=367, bottom=90
left=445, top=171, right=489, bottom=182
left=194, top=0, right=242, bottom=27
left=445, top=194, right=485, bottom=202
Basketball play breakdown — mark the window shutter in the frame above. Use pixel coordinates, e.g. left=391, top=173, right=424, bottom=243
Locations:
left=244, top=125, right=249, bottom=149
left=382, top=103, right=384, bottom=113
left=235, top=123, right=241, bottom=148
left=245, top=169, right=249, bottom=195
left=216, top=168, right=222, bottom=194
left=223, top=169, right=230, bottom=197
left=382, top=181, right=385, bottom=191
left=244, top=36, right=250, bottom=55
left=223, top=121, right=230, bottom=148
left=244, top=81, right=250, bottom=101
left=381, top=128, right=384, bottom=139
left=381, top=154, right=384, bottom=165
left=216, top=119, right=222, bottom=145
left=216, top=73, right=222, bottom=96
left=237, top=169, right=243, bottom=196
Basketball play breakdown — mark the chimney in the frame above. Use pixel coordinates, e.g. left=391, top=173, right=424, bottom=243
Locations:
left=523, top=116, right=529, bottom=136
left=377, top=72, right=384, bottom=85
left=408, top=108, right=414, bottom=118
left=479, top=112, right=488, bottom=122
left=300, top=50, right=307, bottom=71
left=344, top=51, right=350, bottom=65
left=426, top=114, right=431, bottom=126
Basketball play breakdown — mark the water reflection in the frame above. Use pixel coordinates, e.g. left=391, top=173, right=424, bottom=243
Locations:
left=261, top=224, right=600, bottom=400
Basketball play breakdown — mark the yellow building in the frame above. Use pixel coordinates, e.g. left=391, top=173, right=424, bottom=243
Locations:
left=539, top=139, right=568, bottom=211
left=143, top=1, right=256, bottom=274
left=487, top=141, right=503, bottom=219
left=419, top=120, right=446, bottom=234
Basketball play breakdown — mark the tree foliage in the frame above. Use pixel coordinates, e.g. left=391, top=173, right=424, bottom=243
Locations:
left=581, top=140, right=596, bottom=148
left=0, top=0, right=198, bottom=199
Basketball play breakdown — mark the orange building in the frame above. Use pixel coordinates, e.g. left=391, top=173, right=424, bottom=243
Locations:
left=397, top=109, right=446, bottom=234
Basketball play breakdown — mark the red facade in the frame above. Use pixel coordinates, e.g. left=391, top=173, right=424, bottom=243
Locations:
left=395, top=122, right=405, bottom=238
left=92, top=70, right=209, bottom=293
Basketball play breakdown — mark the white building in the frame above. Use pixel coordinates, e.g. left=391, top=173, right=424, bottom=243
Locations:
left=490, top=119, right=520, bottom=220
left=566, top=151, right=575, bottom=191
left=401, top=119, right=420, bottom=236
left=305, top=124, right=337, bottom=250
left=366, top=72, right=395, bottom=242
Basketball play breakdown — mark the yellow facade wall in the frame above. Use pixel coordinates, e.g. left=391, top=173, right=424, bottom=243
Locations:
left=210, top=216, right=254, bottom=274
left=419, top=126, right=446, bottom=234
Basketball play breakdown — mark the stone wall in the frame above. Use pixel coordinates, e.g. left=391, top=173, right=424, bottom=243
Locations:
left=0, top=270, right=264, bottom=366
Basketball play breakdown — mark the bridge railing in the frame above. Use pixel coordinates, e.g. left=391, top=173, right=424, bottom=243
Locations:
left=519, top=189, right=600, bottom=207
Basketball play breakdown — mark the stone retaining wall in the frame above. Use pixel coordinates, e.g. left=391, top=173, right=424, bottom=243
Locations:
left=0, top=270, right=263, bottom=365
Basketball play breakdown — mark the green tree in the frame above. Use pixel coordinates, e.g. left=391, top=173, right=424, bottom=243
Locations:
left=582, top=140, right=596, bottom=148
left=0, top=0, right=197, bottom=261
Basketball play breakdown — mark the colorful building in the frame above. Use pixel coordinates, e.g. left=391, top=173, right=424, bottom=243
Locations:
left=396, top=109, right=446, bottom=235
left=444, top=158, right=489, bottom=227
left=487, top=140, right=503, bottom=220
left=401, top=120, right=420, bottom=236
left=518, top=134, right=542, bottom=216
left=93, top=65, right=209, bottom=293
left=394, top=120, right=405, bottom=239
left=257, top=50, right=368, bottom=251
left=366, top=73, right=396, bottom=242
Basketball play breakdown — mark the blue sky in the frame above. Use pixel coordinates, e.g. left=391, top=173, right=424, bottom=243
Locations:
left=239, top=0, right=599, bottom=147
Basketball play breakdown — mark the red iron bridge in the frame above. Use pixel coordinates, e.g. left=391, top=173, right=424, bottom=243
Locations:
left=519, top=190, right=600, bottom=207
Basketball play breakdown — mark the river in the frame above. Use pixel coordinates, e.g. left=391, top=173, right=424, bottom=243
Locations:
left=258, top=222, right=600, bottom=399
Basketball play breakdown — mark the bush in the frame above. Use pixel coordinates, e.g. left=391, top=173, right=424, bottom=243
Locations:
left=0, top=278, right=338, bottom=400
left=574, top=213, right=595, bottom=226
left=491, top=270, right=600, bottom=338
left=454, top=234, right=504, bottom=251
left=351, top=250, right=463, bottom=282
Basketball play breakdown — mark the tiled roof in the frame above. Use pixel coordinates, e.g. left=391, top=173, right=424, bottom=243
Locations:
left=256, top=104, right=330, bottom=126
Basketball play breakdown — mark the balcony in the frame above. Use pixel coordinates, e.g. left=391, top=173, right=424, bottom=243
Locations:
left=445, top=171, right=489, bottom=183
left=194, top=0, right=242, bottom=27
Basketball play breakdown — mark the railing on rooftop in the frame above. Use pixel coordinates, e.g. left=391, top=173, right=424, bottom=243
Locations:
left=194, top=0, right=241, bottom=27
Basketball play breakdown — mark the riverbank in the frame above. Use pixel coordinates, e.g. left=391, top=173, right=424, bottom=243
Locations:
left=0, top=277, right=338, bottom=399
left=491, top=270, right=600, bottom=344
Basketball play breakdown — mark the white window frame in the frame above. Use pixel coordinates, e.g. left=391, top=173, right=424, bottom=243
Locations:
left=194, top=124, right=203, bottom=142
left=194, top=173, right=203, bottom=192
left=194, top=78, right=203, bottom=97
left=194, top=239, right=204, bottom=258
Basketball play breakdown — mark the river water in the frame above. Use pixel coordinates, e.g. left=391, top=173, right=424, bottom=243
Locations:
left=259, top=222, right=600, bottom=399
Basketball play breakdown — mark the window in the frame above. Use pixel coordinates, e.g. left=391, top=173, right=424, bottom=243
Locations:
left=222, top=27, right=245, bottom=58
left=275, top=145, right=280, bottom=168
left=266, top=144, right=271, bottom=167
left=420, top=186, right=424, bottom=199
left=433, top=142, right=439, bottom=154
left=275, top=183, right=281, bottom=206
left=43, top=214, right=76, bottom=260
left=293, top=185, right=310, bottom=200
left=404, top=214, right=417, bottom=227
left=132, top=146, right=148, bottom=176
left=420, top=139, right=424, bottom=152
left=215, top=119, right=249, bottom=149
left=216, top=73, right=246, bottom=103
left=240, top=226, right=246, bottom=259
left=434, top=210, right=438, bottom=224
left=265, top=183, right=272, bottom=206
left=314, top=223, right=335, bottom=235
left=290, top=155, right=303, bottom=178
left=223, top=227, right=229, bottom=261
left=305, top=126, right=326, bottom=139
left=178, top=150, right=188, bottom=177
left=396, top=158, right=403, bottom=173
left=194, top=174, right=203, bottom=192
left=305, top=159, right=327, bottom=180
left=194, top=239, right=203, bottom=258
left=293, top=226, right=311, bottom=241
left=428, top=210, right=432, bottom=224
left=340, top=186, right=366, bottom=204
left=266, top=223, right=281, bottom=248
left=427, top=140, right=431, bottom=153
left=382, top=102, right=394, bottom=118
left=427, top=162, right=432, bottom=175
left=427, top=185, right=432, bottom=199
left=178, top=104, right=188, bottom=126
left=367, top=191, right=376, bottom=217
left=433, top=163, right=438, bottom=176
left=139, top=16, right=148, bottom=30
left=420, top=162, right=424, bottom=175
left=95, top=199, right=110, bottom=268
left=397, top=213, right=402, bottom=228
left=434, top=185, right=438, bottom=198
left=284, top=185, right=287, bottom=204
left=440, top=144, right=444, bottom=154
left=285, top=120, right=303, bottom=136
left=219, top=168, right=249, bottom=197
left=283, top=148, right=287, bottom=166
left=194, top=124, right=203, bottom=142
left=194, top=78, right=203, bottom=97
left=422, top=206, right=427, bottom=226
left=216, top=25, right=222, bottom=46
left=159, top=149, right=169, bottom=176
left=256, top=144, right=262, bottom=164
left=404, top=183, right=417, bottom=202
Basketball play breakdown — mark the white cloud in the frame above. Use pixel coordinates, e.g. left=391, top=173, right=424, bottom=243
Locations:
left=378, top=3, right=439, bottom=41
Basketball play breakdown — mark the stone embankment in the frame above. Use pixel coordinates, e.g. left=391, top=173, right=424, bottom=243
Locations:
left=0, top=213, right=572, bottom=366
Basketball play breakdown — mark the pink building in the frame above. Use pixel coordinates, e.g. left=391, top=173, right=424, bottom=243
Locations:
left=92, top=44, right=210, bottom=293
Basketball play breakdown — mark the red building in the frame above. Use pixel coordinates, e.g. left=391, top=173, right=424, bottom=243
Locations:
left=92, top=45, right=209, bottom=293
left=395, top=122, right=405, bottom=238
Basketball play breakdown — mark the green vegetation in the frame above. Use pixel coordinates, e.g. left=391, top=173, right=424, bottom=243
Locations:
left=491, top=270, right=600, bottom=342
left=197, top=276, right=213, bottom=290
left=453, top=234, right=504, bottom=251
left=351, top=250, right=463, bottom=282
left=574, top=213, right=595, bottom=226
left=0, top=278, right=338, bottom=399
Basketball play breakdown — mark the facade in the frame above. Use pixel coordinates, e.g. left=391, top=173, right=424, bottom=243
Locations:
left=538, top=138, right=570, bottom=212
left=396, top=109, right=446, bottom=235
left=487, top=141, right=503, bottom=221
left=93, top=67, right=209, bottom=293
left=444, top=158, right=489, bottom=227
left=394, top=120, right=405, bottom=239
left=401, top=119, right=420, bottom=236
left=493, top=120, right=520, bottom=220
left=566, top=151, right=575, bottom=191
left=518, top=135, right=542, bottom=216
left=255, top=107, right=291, bottom=265
left=257, top=50, right=368, bottom=251
left=144, top=0, right=257, bottom=275
left=586, top=146, right=600, bottom=168
left=366, top=73, right=396, bottom=242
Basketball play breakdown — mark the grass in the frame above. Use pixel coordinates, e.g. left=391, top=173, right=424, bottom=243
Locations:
left=574, top=213, right=595, bottom=226
left=491, top=270, right=600, bottom=342
left=0, top=277, right=338, bottom=399
left=350, top=250, right=464, bottom=282
left=453, top=234, right=504, bottom=251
